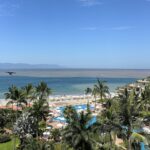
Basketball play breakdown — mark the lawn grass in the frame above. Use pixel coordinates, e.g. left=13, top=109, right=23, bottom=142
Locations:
left=0, top=137, right=19, bottom=150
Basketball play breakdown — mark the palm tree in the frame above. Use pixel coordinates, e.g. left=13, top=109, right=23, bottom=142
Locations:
left=85, top=87, right=92, bottom=104
left=5, top=85, right=17, bottom=109
left=141, top=84, right=150, bottom=112
left=22, top=83, right=35, bottom=107
left=36, top=81, right=52, bottom=100
left=0, top=109, right=8, bottom=130
left=62, top=106, right=95, bottom=150
left=31, top=98, right=49, bottom=138
left=5, top=85, right=27, bottom=110
left=5, top=86, right=27, bottom=150
left=85, top=87, right=92, bottom=95
left=93, top=79, right=109, bottom=101
left=14, top=89, right=27, bottom=110
left=104, top=112, right=120, bottom=145
left=118, top=88, right=140, bottom=150
left=63, top=105, right=78, bottom=123
left=92, top=87, right=97, bottom=109
left=50, top=128, right=61, bottom=142
left=95, top=98, right=121, bottom=148
left=31, top=98, right=49, bottom=122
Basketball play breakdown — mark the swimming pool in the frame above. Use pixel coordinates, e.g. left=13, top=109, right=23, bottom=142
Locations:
left=53, top=115, right=97, bottom=127
left=55, top=104, right=95, bottom=113
left=53, top=104, right=97, bottom=126
left=53, top=116, right=66, bottom=123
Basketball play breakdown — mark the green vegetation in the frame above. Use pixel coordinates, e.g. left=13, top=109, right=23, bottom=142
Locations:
left=0, top=135, right=11, bottom=143
left=62, top=106, right=94, bottom=150
left=0, top=137, right=19, bottom=150
left=0, top=79, right=150, bottom=150
left=85, top=79, right=109, bottom=108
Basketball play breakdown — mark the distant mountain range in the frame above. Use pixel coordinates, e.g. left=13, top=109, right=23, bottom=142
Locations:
left=0, top=63, right=63, bottom=69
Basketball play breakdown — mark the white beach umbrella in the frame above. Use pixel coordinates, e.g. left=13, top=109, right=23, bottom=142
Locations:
left=46, top=126, right=52, bottom=130
left=143, top=127, right=150, bottom=134
left=43, top=132, right=50, bottom=135
left=49, top=112, right=54, bottom=115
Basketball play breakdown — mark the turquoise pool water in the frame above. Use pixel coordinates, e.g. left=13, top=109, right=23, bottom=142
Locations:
left=53, top=104, right=97, bottom=127
left=53, top=106, right=149, bottom=150
left=56, top=104, right=95, bottom=113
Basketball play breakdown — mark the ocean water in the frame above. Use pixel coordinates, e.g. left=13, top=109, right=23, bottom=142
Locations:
left=0, top=76, right=137, bottom=99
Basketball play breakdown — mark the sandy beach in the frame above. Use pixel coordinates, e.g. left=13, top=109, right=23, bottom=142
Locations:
left=0, top=99, right=9, bottom=106
left=0, top=92, right=117, bottom=108
left=0, top=95, right=103, bottom=109
left=0, top=95, right=94, bottom=108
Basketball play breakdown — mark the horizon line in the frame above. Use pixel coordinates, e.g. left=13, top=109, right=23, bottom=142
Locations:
left=1, top=68, right=150, bottom=70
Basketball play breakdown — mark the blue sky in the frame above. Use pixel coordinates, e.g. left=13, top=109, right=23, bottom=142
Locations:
left=0, top=0, right=150, bottom=68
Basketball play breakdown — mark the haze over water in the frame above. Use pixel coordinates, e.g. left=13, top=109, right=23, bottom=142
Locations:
left=0, top=69, right=150, bottom=78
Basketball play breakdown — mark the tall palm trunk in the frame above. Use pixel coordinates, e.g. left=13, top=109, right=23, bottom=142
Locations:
left=16, top=102, right=18, bottom=119
left=94, top=96, right=97, bottom=110
left=109, top=131, right=113, bottom=147
left=13, top=135, right=16, bottom=150
left=127, top=126, right=132, bottom=150
left=10, top=110, right=16, bottom=150
left=100, top=91, right=103, bottom=101
left=36, top=116, right=39, bottom=139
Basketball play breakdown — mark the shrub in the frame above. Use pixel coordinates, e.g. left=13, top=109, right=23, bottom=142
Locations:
left=0, top=134, right=11, bottom=143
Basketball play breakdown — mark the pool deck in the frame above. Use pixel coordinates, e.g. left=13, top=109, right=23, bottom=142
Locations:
left=47, top=102, right=103, bottom=129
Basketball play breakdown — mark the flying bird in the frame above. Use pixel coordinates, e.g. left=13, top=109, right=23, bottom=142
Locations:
left=6, top=72, right=16, bottom=76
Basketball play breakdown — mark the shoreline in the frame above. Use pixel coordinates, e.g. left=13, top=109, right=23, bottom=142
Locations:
left=0, top=92, right=117, bottom=108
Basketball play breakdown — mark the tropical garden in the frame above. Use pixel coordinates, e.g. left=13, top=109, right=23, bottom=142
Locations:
left=0, top=79, right=149, bottom=150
